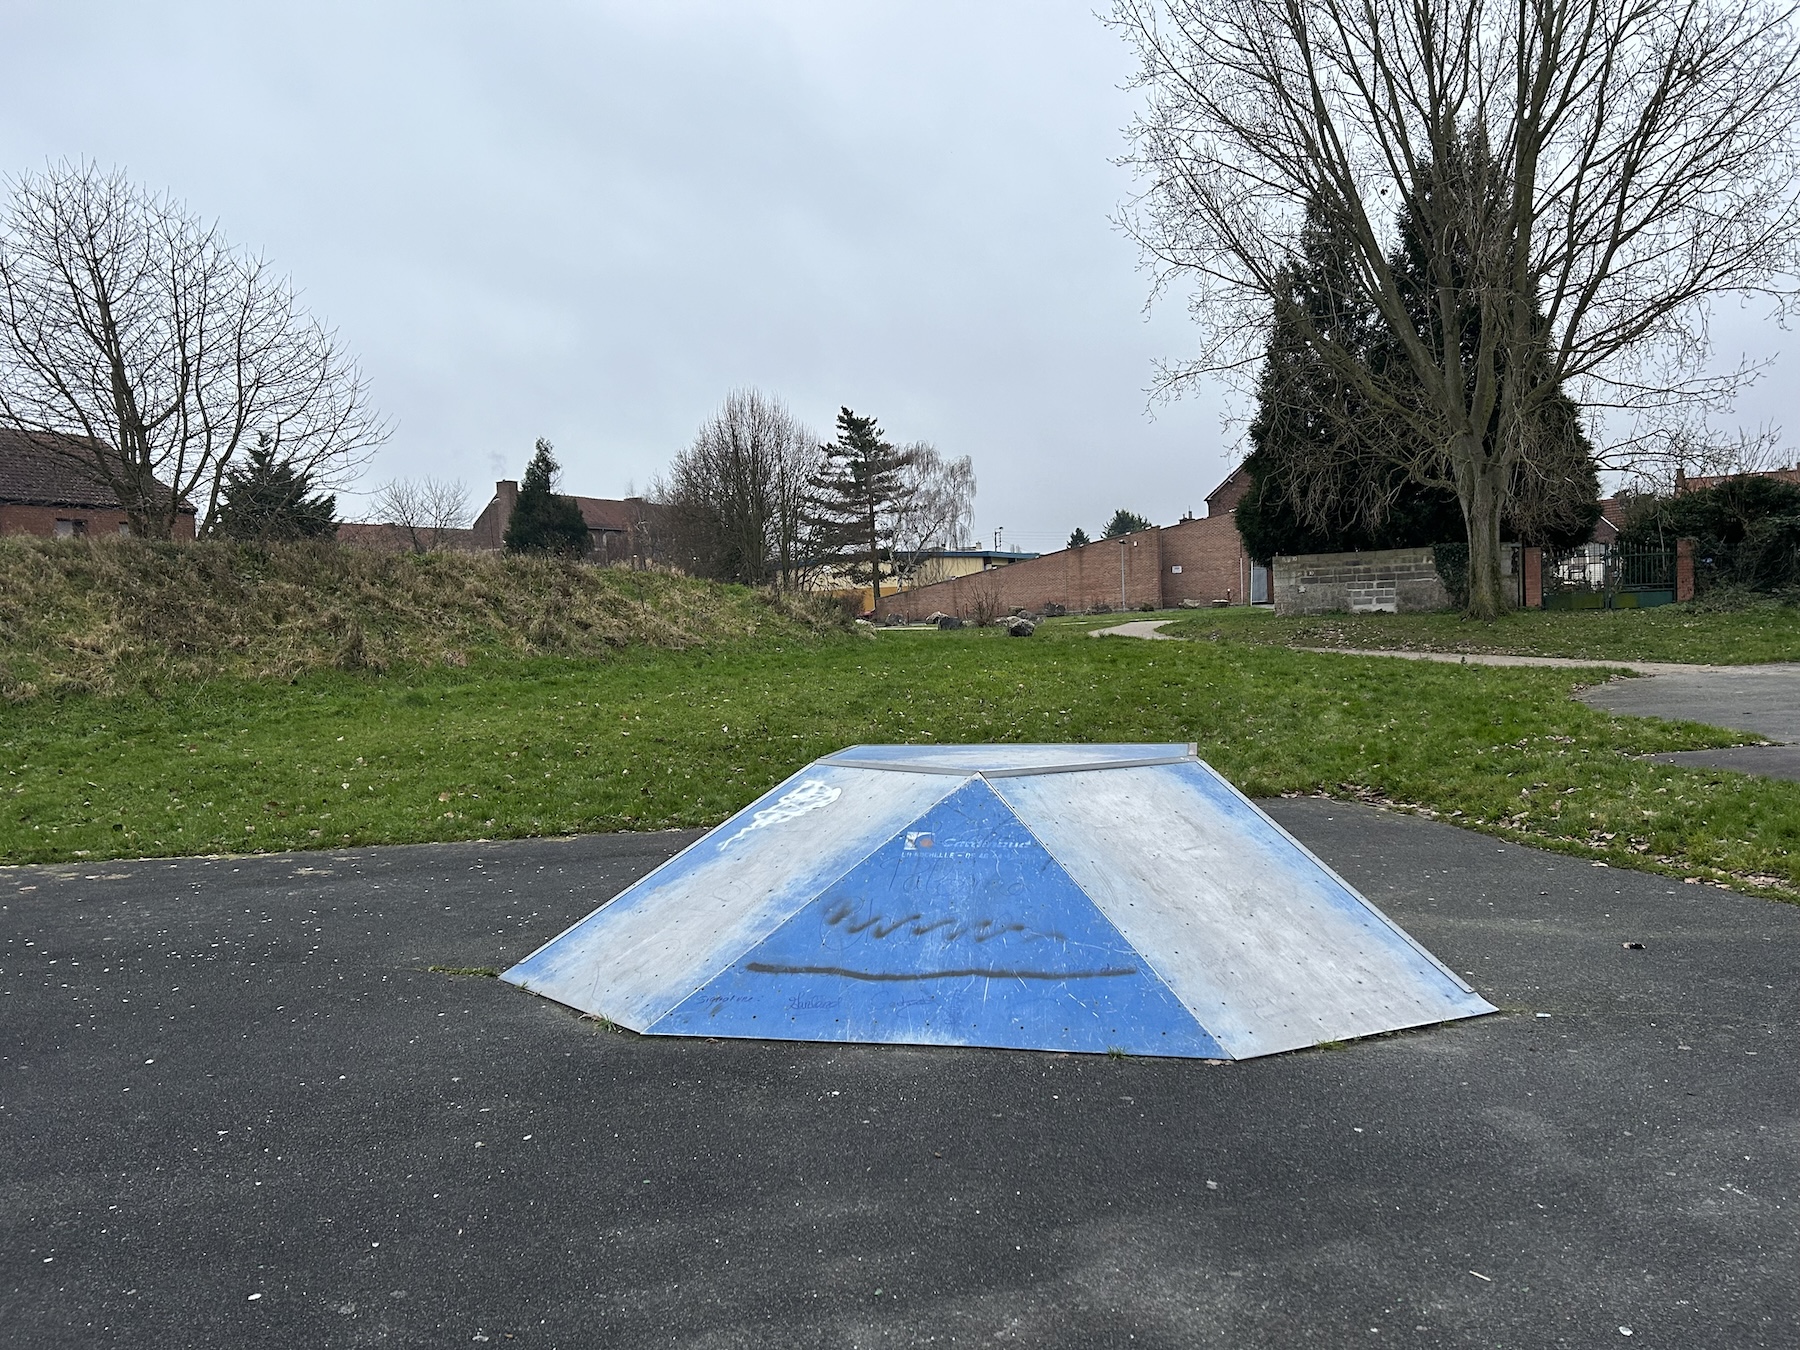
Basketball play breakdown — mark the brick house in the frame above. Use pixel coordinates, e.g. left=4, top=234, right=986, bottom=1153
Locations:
left=1676, top=465, right=1800, bottom=493
left=873, top=465, right=1267, bottom=620
left=0, top=427, right=197, bottom=539
left=340, top=479, right=668, bottom=564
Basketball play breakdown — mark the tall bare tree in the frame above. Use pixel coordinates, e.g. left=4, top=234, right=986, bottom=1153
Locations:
left=1112, top=0, right=1800, bottom=616
left=887, top=442, right=977, bottom=582
left=0, top=162, right=385, bottom=539
left=373, top=476, right=473, bottom=553
left=655, top=389, right=821, bottom=587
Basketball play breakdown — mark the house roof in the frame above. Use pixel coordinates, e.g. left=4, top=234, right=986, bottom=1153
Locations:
left=1678, top=466, right=1800, bottom=493
left=0, top=426, right=194, bottom=513
left=575, top=496, right=659, bottom=532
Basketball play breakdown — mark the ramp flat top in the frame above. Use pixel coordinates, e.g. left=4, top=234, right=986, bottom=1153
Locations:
left=820, top=743, right=1195, bottom=776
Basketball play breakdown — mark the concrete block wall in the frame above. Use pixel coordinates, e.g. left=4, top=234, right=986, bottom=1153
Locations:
left=1272, top=547, right=1450, bottom=616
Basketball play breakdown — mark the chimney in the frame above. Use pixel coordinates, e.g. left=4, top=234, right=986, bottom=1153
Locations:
left=479, top=479, right=519, bottom=550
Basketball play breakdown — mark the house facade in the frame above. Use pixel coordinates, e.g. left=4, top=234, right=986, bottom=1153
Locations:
left=340, top=479, right=667, bottom=564
left=0, top=428, right=197, bottom=539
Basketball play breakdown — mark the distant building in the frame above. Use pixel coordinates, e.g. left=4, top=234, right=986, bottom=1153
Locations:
left=903, top=547, right=1042, bottom=587
left=340, top=478, right=668, bottom=565
left=0, top=427, right=197, bottom=539
left=1675, top=465, right=1800, bottom=493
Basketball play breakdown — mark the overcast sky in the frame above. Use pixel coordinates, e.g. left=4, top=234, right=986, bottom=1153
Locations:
left=2, top=2, right=1792, bottom=546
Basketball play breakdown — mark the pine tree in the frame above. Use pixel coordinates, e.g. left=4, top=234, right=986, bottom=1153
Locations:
left=809, top=408, right=913, bottom=602
left=504, top=439, right=590, bottom=557
left=1101, top=509, right=1152, bottom=539
left=1067, top=526, right=1091, bottom=549
left=208, top=434, right=338, bottom=540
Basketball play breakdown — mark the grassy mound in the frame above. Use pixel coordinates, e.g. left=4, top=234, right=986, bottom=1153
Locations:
left=0, top=538, right=849, bottom=699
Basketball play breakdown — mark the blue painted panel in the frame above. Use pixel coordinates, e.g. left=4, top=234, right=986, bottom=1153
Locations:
left=650, top=777, right=1225, bottom=1057
left=501, top=764, right=962, bottom=1028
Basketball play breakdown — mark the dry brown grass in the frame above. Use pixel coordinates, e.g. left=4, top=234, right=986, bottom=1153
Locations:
left=0, top=537, right=848, bottom=699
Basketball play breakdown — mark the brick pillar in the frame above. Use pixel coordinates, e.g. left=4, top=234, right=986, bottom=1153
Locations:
left=1522, top=546, right=1543, bottom=609
left=1676, top=537, right=1696, bottom=603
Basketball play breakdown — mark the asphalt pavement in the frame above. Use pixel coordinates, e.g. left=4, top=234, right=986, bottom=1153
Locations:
left=3, top=803, right=1795, bottom=1349
left=1578, top=663, right=1800, bottom=781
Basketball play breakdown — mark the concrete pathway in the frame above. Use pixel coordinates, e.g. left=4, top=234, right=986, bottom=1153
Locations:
left=1294, top=646, right=1722, bottom=675
left=1101, top=629, right=1800, bottom=783
left=1088, top=618, right=1177, bottom=640
left=1303, top=649, right=1800, bottom=781
left=5, top=809, right=1794, bottom=1348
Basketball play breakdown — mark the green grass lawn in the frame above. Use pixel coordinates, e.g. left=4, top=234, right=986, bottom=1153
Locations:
left=1154, top=600, right=1800, bottom=664
left=4, top=627, right=1795, bottom=901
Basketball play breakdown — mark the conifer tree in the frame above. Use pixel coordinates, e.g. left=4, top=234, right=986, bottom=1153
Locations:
left=1101, top=509, right=1153, bottom=539
left=1067, top=526, right=1091, bottom=549
left=208, top=433, right=338, bottom=540
left=1236, top=186, right=1600, bottom=564
left=809, top=408, right=913, bottom=602
left=504, top=438, right=590, bottom=557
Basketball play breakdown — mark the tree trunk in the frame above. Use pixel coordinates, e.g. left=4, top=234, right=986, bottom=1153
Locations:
left=1457, top=453, right=1510, bottom=620
left=867, top=499, right=881, bottom=605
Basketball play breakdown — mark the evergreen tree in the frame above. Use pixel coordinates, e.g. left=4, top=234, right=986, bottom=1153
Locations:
left=207, top=434, right=338, bottom=540
left=1067, top=526, right=1091, bottom=549
left=1237, top=185, right=1600, bottom=564
left=1102, top=509, right=1152, bottom=539
left=809, top=408, right=913, bottom=601
left=504, top=438, right=590, bottom=557
left=1619, top=475, right=1800, bottom=591
left=1386, top=155, right=1602, bottom=550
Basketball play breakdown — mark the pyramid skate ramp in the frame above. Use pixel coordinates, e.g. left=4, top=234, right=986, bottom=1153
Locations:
left=502, top=744, right=1493, bottom=1058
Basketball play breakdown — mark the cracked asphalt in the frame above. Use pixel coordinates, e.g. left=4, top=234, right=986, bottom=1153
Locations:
left=2, top=801, right=1794, bottom=1349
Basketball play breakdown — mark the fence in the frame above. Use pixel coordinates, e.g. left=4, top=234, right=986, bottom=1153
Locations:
left=1542, top=543, right=1676, bottom=609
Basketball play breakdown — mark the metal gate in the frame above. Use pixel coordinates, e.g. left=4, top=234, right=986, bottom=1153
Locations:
left=1543, top=543, right=1675, bottom=609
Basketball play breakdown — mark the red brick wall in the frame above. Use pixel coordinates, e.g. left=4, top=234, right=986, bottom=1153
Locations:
left=470, top=481, right=519, bottom=551
left=1159, top=515, right=1252, bottom=605
left=873, top=511, right=1263, bottom=621
left=1204, top=466, right=1252, bottom=515
left=876, top=530, right=1165, bottom=621
left=0, top=504, right=196, bottom=540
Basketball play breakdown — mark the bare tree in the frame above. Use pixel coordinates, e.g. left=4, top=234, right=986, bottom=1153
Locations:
left=373, top=476, right=472, bottom=553
left=1112, top=0, right=1800, bottom=616
left=655, top=389, right=821, bottom=588
left=0, top=162, right=386, bottom=539
left=887, top=442, right=977, bottom=583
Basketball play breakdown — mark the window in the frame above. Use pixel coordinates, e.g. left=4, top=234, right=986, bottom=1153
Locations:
left=54, top=519, right=74, bottom=538
left=117, top=522, right=132, bottom=537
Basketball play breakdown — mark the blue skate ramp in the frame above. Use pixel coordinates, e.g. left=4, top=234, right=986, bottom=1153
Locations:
left=502, top=744, right=1493, bottom=1058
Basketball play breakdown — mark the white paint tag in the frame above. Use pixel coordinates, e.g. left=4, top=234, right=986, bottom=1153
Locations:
left=718, top=779, right=842, bottom=850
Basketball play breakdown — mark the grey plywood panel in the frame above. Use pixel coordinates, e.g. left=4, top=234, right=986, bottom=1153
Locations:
left=503, top=764, right=961, bottom=1028
left=994, top=762, right=1492, bottom=1057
